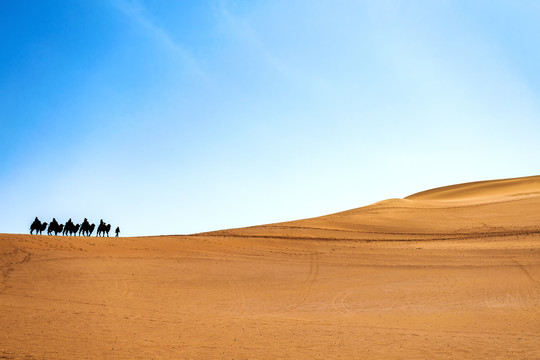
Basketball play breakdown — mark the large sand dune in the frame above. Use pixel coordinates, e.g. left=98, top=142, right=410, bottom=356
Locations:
left=1, top=176, right=539, bottom=359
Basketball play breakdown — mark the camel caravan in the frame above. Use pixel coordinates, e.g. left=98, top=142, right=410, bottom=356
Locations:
left=30, top=217, right=120, bottom=237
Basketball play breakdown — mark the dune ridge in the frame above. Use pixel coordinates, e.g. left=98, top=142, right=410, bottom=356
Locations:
left=406, top=175, right=540, bottom=201
left=0, top=175, right=539, bottom=359
left=204, top=175, right=540, bottom=241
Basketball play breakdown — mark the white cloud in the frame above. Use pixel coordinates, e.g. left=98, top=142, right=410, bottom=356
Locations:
left=113, top=0, right=209, bottom=82
left=215, top=0, right=298, bottom=82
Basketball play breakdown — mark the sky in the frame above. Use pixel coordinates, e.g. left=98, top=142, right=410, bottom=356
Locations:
left=1, top=0, right=539, bottom=236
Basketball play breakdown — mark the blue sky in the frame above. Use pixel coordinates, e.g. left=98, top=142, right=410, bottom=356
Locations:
left=1, top=0, right=539, bottom=236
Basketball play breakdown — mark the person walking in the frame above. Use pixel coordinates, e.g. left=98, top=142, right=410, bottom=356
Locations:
left=115, top=227, right=120, bottom=237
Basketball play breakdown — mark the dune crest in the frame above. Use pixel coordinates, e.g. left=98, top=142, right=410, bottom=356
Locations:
left=405, top=175, right=540, bottom=201
left=208, top=175, right=539, bottom=240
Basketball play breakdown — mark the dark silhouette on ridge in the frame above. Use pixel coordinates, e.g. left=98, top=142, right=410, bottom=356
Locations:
left=79, top=218, right=90, bottom=236
left=97, top=219, right=111, bottom=237
left=79, top=220, right=96, bottom=236
left=38, top=222, right=48, bottom=235
left=72, top=224, right=80, bottom=236
left=29, top=217, right=115, bottom=237
left=48, top=221, right=64, bottom=236
left=47, top=218, right=59, bottom=235
left=30, top=217, right=48, bottom=235
left=63, top=218, right=75, bottom=236
left=88, top=223, right=96, bottom=236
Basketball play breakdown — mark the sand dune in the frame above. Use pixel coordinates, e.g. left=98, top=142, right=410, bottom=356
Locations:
left=1, top=175, right=539, bottom=359
left=406, top=175, right=540, bottom=201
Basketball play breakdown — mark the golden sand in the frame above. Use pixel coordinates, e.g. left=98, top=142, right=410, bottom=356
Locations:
left=1, top=175, right=539, bottom=359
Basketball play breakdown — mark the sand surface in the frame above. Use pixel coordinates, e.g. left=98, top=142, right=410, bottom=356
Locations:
left=1, top=176, right=539, bottom=359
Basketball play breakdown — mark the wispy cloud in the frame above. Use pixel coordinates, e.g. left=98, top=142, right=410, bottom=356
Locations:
left=113, top=0, right=209, bottom=81
left=215, top=0, right=298, bottom=81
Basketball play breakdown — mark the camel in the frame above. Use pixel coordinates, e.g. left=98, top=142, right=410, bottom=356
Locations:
left=47, top=222, right=64, bottom=236
left=30, top=219, right=48, bottom=235
left=79, top=221, right=95, bottom=236
left=63, top=219, right=75, bottom=236
left=30, top=218, right=41, bottom=235
left=72, top=224, right=80, bottom=236
left=64, top=221, right=80, bottom=236
left=87, top=223, right=95, bottom=236
left=79, top=221, right=87, bottom=236
left=30, top=218, right=107, bottom=237
left=79, top=219, right=89, bottom=236
left=38, top=222, right=48, bottom=235
left=48, top=218, right=59, bottom=235
left=97, top=222, right=111, bottom=237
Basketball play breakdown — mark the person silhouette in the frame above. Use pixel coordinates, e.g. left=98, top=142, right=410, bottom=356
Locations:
left=115, top=227, right=120, bottom=237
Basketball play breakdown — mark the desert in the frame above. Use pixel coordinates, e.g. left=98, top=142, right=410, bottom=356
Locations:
left=1, top=175, right=539, bottom=359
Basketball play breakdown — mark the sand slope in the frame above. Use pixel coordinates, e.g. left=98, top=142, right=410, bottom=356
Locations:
left=1, top=175, right=539, bottom=359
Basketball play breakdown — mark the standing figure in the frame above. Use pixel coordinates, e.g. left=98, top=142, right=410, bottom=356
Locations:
left=115, top=227, right=120, bottom=237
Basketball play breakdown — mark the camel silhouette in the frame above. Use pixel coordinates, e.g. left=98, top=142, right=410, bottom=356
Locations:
left=63, top=221, right=80, bottom=236
left=30, top=218, right=48, bottom=235
left=72, top=224, right=80, bottom=236
left=63, top=219, right=75, bottom=236
left=47, top=221, right=64, bottom=236
left=79, top=221, right=95, bottom=236
left=88, top=223, right=96, bottom=236
left=30, top=217, right=114, bottom=237
left=97, top=222, right=111, bottom=237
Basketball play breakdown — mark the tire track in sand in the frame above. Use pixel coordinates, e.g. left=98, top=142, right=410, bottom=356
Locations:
left=224, top=272, right=246, bottom=315
left=510, top=258, right=539, bottom=286
left=510, top=257, right=540, bottom=306
left=332, top=288, right=355, bottom=315
left=276, top=242, right=320, bottom=313
left=0, top=249, right=31, bottom=293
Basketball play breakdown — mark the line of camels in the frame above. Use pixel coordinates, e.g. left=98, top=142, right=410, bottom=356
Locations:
left=30, top=217, right=119, bottom=237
